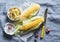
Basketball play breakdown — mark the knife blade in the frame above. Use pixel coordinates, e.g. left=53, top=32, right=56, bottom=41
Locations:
left=44, top=8, right=48, bottom=23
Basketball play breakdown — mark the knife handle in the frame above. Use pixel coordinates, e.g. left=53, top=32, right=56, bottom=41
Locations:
left=40, top=26, right=45, bottom=39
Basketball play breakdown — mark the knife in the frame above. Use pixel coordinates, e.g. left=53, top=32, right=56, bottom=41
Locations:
left=40, top=8, right=48, bottom=39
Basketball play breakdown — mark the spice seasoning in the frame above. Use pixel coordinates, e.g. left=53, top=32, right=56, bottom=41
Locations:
left=34, top=39, right=37, bottom=42
left=45, top=28, right=50, bottom=34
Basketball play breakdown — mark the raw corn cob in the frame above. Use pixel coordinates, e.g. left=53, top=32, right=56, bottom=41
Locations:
left=40, top=26, right=45, bottom=39
left=19, top=17, right=44, bottom=31
left=19, top=4, right=40, bottom=20
left=14, top=16, right=44, bottom=35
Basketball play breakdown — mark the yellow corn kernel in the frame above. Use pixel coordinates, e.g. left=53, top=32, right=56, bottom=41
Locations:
left=19, top=17, right=44, bottom=31
left=19, top=4, right=40, bottom=20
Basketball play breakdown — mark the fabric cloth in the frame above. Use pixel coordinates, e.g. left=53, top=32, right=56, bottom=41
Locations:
left=0, top=0, right=60, bottom=42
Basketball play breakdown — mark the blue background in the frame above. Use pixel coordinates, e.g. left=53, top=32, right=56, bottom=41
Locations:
left=0, top=0, right=60, bottom=42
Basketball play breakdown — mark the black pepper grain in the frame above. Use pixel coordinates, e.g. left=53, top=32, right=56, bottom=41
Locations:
left=34, top=39, right=37, bottom=42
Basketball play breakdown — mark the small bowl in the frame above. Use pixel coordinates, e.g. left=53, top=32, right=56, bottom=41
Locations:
left=7, top=7, right=21, bottom=21
left=3, top=23, right=15, bottom=39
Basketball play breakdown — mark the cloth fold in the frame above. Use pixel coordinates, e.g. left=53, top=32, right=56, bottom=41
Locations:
left=0, top=0, right=60, bottom=42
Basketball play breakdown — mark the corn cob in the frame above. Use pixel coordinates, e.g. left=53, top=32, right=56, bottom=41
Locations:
left=19, top=4, right=40, bottom=20
left=40, top=26, right=45, bottom=39
left=19, top=17, right=44, bottom=31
